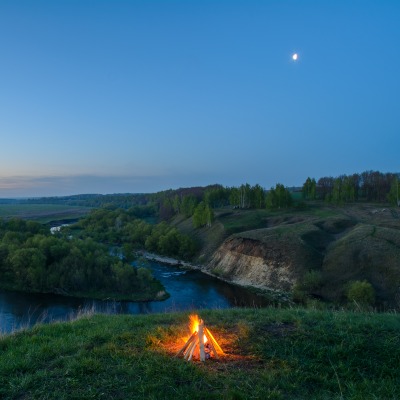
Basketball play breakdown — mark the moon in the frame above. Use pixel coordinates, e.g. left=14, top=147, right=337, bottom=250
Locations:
left=292, top=53, right=298, bottom=61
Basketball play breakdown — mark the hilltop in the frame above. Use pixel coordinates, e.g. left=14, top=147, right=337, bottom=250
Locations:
left=1, top=308, right=399, bottom=399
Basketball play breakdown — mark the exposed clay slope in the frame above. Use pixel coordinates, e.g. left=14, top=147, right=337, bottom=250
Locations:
left=206, top=221, right=330, bottom=291
left=206, top=212, right=400, bottom=306
left=171, top=204, right=400, bottom=306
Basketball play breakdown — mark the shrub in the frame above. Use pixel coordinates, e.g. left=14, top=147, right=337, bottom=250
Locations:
left=346, top=280, right=375, bottom=306
left=292, top=270, right=323, bottom=303
left=301, top=270, right=322, bottom=292
left=292, top=284, right=307, bottom=303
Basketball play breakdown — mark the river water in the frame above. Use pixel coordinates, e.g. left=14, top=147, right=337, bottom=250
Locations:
left=0, top=261, right=269, bottom=334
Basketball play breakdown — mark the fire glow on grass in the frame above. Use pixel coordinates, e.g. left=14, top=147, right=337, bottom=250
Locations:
left=175, top=314, right=224, bottom=362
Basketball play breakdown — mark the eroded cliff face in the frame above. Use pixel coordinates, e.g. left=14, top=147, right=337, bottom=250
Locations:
left=205, top=236, right=315, bottom=292
left=204, top=218, right=400, bottom=306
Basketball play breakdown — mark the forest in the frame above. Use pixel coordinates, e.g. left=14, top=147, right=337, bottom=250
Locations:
left=0, top=218, right=165, bottom=300
left=74, top=208, right=197, bottom=261
left=302, top=171, right=400, bottom=204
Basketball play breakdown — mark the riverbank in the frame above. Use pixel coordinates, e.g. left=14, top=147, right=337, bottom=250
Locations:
left=140, top=251, right=200, bottom=268
left=0, top=282, right=169, bottom=303
left=1, top=308, right=399, bottom=399
left=140, top=251, right=292, bottom=304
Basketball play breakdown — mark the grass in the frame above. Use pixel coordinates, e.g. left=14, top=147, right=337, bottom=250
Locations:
left=201, top=204, right=347, bottom=240
left=0, top=307, right=399, bottom=399
left=0, top=204, right=91, bottom=224
left=219, top=209, right=271, bottom=234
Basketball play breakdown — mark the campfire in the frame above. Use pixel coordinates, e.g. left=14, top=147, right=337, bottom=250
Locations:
left=175, top=315, right=224, bottom=362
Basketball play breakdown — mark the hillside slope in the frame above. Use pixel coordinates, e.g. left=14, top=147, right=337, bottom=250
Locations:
left=173, top=204, right=400, bottom=307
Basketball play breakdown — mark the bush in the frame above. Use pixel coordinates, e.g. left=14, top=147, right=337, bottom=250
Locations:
left=292, top=284, right=308, bottom=303
left=301, top=270, right=322, bottom=292
left=346, top=280, right=375, bottom=306
left=292, top=270, right=323, bottom=304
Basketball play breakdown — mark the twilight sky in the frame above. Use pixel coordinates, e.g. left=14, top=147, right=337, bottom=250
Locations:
left=1, top=0, right=399, bottom=197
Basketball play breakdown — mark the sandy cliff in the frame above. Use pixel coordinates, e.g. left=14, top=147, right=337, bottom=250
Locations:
left=205, top=224, right=324, bottom=292
left=204, top=215, right=400, bottom=306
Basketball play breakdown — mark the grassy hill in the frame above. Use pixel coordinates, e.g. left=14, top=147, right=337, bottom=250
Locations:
left=1, top=308, right=399, bottom=399
left=172, top=203, right=400, bottom=308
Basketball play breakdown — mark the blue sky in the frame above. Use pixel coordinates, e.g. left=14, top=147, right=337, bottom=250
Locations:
left=0, top=0, right=399, bottom=196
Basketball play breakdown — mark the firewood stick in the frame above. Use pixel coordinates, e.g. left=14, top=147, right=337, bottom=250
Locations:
left=205, top=327, right=224, bottom=355
left=199, top=320, right=205, bottom=362
left=174, top=331, right=197, bottom=357
left=206, top=334, right=219, bottom=359
left=184, top=339, right=197, bottom=360
left=184, top=337, right=198, bottom=360
left=182, top=340, right=194, bottom=358
left=187, top=338, right=199, bottom=361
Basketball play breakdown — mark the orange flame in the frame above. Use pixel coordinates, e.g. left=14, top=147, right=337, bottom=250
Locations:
left=189, top=314, right=207, bottom=343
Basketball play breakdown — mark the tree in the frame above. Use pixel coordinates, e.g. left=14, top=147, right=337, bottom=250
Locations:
left=388, top=176, right=400, bottom=206
left=158, top=230, right=180, bottom=255
left=360, top=170, right=394, bottom=202
left=239, top=183, right=251, bottom=208
left=204, top=186, right=230, bottom=208
left=229, top=187, right=240, bottom=208
left=331, top=177, right=343, bottom=205
left=266, top=184, right=292, bottom=209
left=159, top=198, right=174, bottom=220
left=193, top=202, right=214, bottom=228
left=265, top=187, right=278, bottom=209
left=172, top=195, right=181, bottom=214
left=316, top=177, right=334, bottom=200
left=252, top=184, right=265, bottom=208
left=181, top=195, right=198, bottom=218
left=341, top=175, right=355, bottom=202
left=9, top=248, right=46, bottom=289
left=302, top=177, right=317, bottom=200
left=122, top=243, right=135, bottom=262
left=204, top=204, right=215, bottom=227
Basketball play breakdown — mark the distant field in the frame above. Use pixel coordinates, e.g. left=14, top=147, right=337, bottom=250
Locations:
left=0, top=204, right=92, bottom=224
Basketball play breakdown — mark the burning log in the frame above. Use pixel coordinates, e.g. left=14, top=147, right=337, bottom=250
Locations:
left=205, top=327, right=224, bottom=355
left=175, top=315, right=224, bottom=362
left=175, top=331, right=197, bottom=357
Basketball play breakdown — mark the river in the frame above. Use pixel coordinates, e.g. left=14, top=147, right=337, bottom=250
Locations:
left=0, top=261, right=270, bottom=334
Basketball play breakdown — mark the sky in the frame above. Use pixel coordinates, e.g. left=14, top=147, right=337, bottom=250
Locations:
left=0, top=0, right=399, bottom=197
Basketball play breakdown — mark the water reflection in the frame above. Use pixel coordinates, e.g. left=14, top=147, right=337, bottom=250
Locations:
left=0, top=261, right=270, bottom=334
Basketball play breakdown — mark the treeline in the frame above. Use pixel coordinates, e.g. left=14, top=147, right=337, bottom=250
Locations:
left=302, top=171, right=400, bottom=205
left=0, top=218, right=164, bottom=300
left=158, top=183, right=293, bottom=226
left=76, top=208, right=197, bottom=260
